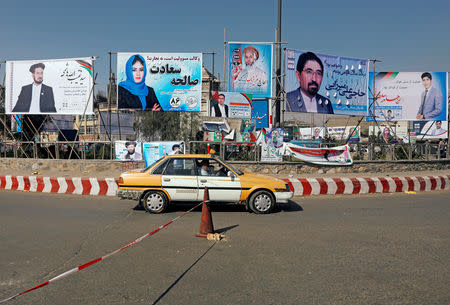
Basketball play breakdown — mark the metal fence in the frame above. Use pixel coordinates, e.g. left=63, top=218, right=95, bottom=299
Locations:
left=1, top=140, right=448, bottom=162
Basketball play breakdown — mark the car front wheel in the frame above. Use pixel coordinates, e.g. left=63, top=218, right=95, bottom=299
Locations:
left=248, top=190, right=275, bottom=214
left=142, top=191, right=168, bottom=214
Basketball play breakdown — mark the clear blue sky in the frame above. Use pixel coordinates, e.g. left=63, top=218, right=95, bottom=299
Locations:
left=1, top=0, right=449, bottom=93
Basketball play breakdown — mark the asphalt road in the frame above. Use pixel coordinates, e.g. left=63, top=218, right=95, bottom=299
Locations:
left=0, top=191, right=449, bottom=305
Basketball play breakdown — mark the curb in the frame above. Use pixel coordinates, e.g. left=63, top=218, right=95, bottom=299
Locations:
left=0, top=175, right=118, bottom=196
left=1, top=175, right=449, bottom=197
left=283, top=175, right=450, bottom=196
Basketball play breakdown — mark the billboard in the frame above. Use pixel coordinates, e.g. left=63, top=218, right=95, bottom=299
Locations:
left=285, top=49, right=369, bottom=117
left=228, top=43, right=272, bottom=98
left=143, top=141, right=185, bottom=167
left=115, top=141, right=143, bottom=161
left=258, top=128, right=284, bottom=162
left=368, top=72, right=448, bottom=121
left=412, top=120, right=448, bottom=140
left=117, top=53, right=202, bottom=112
left=5, top=58, right=94, bottom=115
left=210, top=91, right=252, bottom=118
left=327, top=126, right=361, bottom=142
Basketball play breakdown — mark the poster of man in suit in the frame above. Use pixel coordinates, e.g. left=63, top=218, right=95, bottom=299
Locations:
left=5, top=58, right=94, bottom=115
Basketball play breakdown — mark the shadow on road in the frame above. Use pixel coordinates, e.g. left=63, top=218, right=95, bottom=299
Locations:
left=272, top=200, right=303, bottom=213
left=151, top=242, right=217, bottom=305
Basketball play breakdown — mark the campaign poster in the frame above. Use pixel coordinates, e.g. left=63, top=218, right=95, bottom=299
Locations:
left=367, top=72, right=448, bottom=121
left=285, top=49, right=369, bottom=117
left=210, top=91, right=252, bottom=118
left=258, top=128, right=284, bottom=162
left=117, top=53, right=202, bottom=112
left=412, top=120, right=448, bottom=140
left=284, top=143, right=353, bottom=166
left=297, top=127, right=326, bottom=139
left=5, top=58, right=94, bottom=115
left=327, top=126, right=361, bottom=142
left=115, top=141, right=143, bottom=161
left=251, top=100, right=269, bottom=129
left=228, top=43, right=272, bottom=98
left=142, top=141, right=185, bottom=167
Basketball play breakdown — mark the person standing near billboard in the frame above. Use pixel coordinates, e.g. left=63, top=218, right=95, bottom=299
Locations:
left=12, top=63, right=56, bottom=113
left=232, top=46, right=268, bottom=93
left=118, top=54, right=162, bottom=111
left=416, top=72, right=442, bottom=120
left=286, top=52, right=334, bottom=114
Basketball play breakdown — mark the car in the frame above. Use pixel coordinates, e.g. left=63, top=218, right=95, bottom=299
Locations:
left=117, top=154, right=293, bottom=214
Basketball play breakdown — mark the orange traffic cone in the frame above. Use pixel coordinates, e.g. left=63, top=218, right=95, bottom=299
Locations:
left=195, top=187, right=214, bottom=238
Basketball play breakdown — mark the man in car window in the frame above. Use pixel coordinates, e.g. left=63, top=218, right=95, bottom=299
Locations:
left=199, top=160, right=211, bottom=176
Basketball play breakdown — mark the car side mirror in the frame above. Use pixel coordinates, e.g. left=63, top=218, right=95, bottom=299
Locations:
left=227, top=171, right=236, bottom=178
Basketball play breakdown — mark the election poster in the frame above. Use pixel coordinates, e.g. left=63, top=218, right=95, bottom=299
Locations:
left=327, top=126, right=361, bottom=142
left=5, top=58, right=94, bottom=115
left=117, top=53, right=202, bottom=112
left=412, top=120, right=448, bottom=140
left=210, top=91, right=252, bottom=118
left=258, top=128, right=284, bottom=162
left=251, top=100, right=269, bottom=129
left=368, top=72, right=448, bottom=121
left=228, top=43, right=272, bottom=98
left=283, top=143, right=353, bottom=166
left=142, top=141, right=185, bottom=167
left=115, top=141, right=143, bottom=161
left=285, top=49, right=369, bottom=117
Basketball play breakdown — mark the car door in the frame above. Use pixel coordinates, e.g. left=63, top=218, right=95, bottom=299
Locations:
left=161, top=158, right=198, bottom=201
left=197, top=158, right=241, bottom=202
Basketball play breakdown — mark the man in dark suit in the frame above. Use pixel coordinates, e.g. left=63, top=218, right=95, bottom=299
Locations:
left=286, top=52, right=334, bottom=114
left=211, top=93, right=229, bottom=117
left=12, top=63, right=56, bottom=113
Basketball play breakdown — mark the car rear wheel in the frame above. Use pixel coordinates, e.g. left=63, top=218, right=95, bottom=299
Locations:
left=248, top=190, right=275, bottom=214
left=142, top=191, right=168, bottom=214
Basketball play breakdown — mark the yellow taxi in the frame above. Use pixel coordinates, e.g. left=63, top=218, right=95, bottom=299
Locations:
left=118, top=154, right=293, bottom=214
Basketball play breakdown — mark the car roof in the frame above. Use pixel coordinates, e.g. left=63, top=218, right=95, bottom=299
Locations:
left=165, top=154, right=214, bottom=158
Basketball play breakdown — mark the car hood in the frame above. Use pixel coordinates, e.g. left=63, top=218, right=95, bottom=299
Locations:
left=241, top=172, right=286, bottom=184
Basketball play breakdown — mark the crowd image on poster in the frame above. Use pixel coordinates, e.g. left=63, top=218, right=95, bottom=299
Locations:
left=210, top=91, right=252, bottom=118
left=115, top=141, right=143, bottom=161
left=228, top=43, right=272, bottom=98
left=368, top=72, right=447, bottom=121
left=5, top=58, right=94, bottom=114
left=285, top=49, right=368, bottom=117
left=117, top=53, right=202, bottom=112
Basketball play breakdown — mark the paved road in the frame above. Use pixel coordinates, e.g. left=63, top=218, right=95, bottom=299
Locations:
left=0, top=191, right=449, bottom=305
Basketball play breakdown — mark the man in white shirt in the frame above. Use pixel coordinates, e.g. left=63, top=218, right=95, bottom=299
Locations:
left=431, top=121, right=447, bottom=136
left=211, top=93, right=229, bottom=117
left=12, top=63, right=56, bottom=113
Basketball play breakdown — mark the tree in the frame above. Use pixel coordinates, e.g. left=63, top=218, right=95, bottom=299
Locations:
left=136, top=111, right=201, bottom=144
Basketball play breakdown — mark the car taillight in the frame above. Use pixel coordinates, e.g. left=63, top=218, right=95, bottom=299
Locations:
left=118, top=177, right=124, bottom=184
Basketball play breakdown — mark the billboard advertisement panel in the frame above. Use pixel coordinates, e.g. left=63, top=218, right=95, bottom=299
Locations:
left=210, top=91, right=252, bottom=118
left=115, top=141, right=143, bottom=161
left=5, top=58, right=94, bottom=115
left=412, top=120, right=448, bottom=140
left=117, top=53, right=202, bottom=111
left=258, top=128, right=284, bottom=162
left=143, top=141, right=185, bottom=167
left=228, top=43, right=272, bottom=98
left=285, top=49, right=369, bottom=117
left=368, top=72, right=448, bottom=121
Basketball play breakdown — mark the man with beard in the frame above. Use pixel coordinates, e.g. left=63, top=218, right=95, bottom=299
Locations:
left=12, top=63, right=56, bottom=113
left=286, top=52, right=333, bottom=114
left=232, top=46, right=268, bottom=93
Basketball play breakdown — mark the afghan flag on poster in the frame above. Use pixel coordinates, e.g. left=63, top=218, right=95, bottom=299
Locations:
left=283, top=143, right=353, bottom=166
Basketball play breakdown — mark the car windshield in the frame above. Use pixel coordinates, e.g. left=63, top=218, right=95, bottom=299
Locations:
left=214, top=157, right=243, bottom=175
left=141, top=157, right=164, bottom=172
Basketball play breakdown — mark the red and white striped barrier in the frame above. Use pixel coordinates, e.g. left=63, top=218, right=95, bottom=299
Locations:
left=0, top=175, right=118, bottom=196
left=284, top=175, right=450, bottom=196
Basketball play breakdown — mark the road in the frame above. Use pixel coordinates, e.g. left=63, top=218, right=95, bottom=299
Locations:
left=0, top=190, right=449, bottom=305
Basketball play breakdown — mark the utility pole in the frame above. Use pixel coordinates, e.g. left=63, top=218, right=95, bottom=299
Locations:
left=275, top=0, right=282, bottom=127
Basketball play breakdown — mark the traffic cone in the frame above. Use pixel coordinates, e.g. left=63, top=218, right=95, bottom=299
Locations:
left=195, top=187, right=214, bottom=238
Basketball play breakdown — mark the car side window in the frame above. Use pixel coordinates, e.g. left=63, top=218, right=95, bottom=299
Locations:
left=196, top=158, right=228, bottom=177
left=152, top=159, right=168, bottom=175
left=163, top=158, right=196, bottom=176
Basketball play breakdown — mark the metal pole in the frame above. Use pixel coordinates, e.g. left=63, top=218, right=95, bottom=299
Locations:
left=275, top=0, right=282, bottom=127
left=223, top=28, right=227, bottom=91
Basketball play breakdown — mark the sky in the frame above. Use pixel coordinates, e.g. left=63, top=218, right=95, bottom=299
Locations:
left=0, top=0, right=449, bottom=93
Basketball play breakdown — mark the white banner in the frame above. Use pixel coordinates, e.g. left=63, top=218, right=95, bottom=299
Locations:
left=6, top=58, right=94, bottom=114
left=283, top=143, right=353, bottom=166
